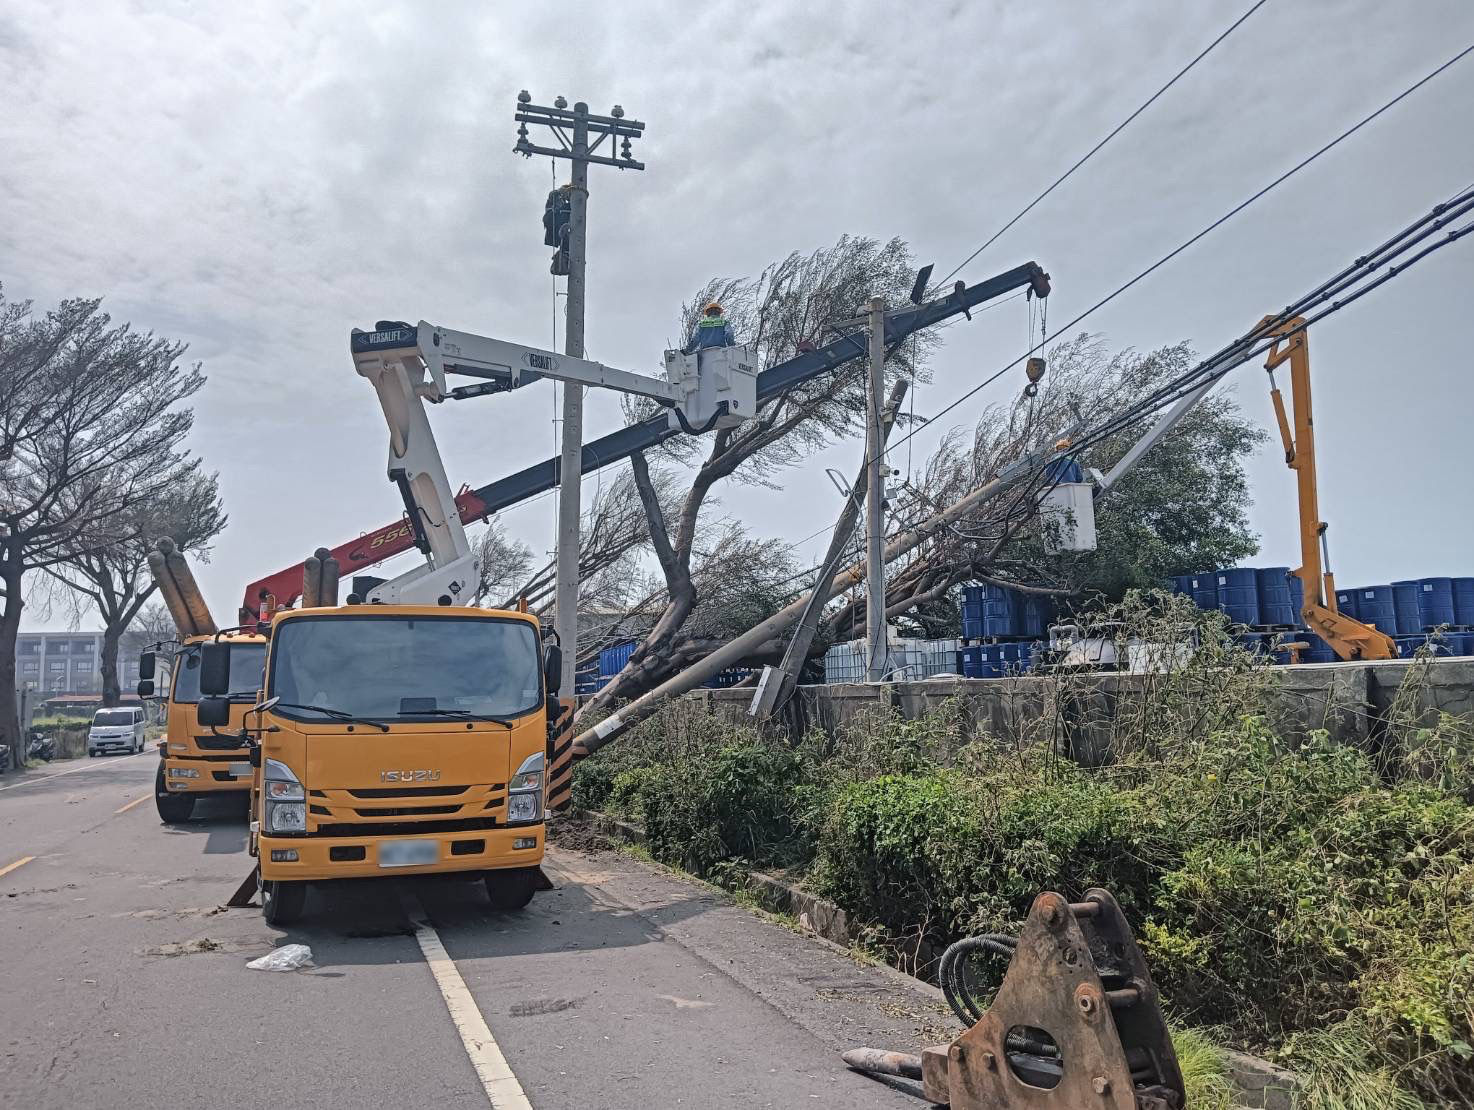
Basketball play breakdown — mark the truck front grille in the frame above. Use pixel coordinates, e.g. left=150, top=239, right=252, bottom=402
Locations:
left=306, top=782, right=506, bottom=835
left=315, top=816, right=501, bottom=837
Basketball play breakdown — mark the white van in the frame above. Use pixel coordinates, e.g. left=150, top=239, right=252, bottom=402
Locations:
left=88, top=706, right=146, bottom=756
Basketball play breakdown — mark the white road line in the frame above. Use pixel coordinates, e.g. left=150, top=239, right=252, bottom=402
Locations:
left=0, top=753, right=149, bottom=793
left=402, top=894, right=533, bottom=1109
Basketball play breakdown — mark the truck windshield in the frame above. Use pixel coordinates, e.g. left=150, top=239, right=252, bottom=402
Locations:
left=93, top=710, right=136, bottom=726
left=173, top=643, right=267, bottom=704
left=267, top=615, right=542, bottom=722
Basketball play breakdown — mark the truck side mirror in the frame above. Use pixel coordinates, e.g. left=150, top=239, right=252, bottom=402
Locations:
left=543, top=645, right=563, bottom=696
left=197, top=696, right=230, bottom=728
left=137, top=679, right=155, bottom=699
left=199, top=642, right=231, bottom=696
left=138, top=651, right=156, bottom=681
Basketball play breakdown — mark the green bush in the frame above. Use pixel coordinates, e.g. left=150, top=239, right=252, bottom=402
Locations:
left=638, top=742, right=805, bottom=877
left=569, top=597, right=1474, bottom=1104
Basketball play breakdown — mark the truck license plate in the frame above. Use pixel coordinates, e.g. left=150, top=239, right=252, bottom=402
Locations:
left=378, top=839, right=438, bottom=868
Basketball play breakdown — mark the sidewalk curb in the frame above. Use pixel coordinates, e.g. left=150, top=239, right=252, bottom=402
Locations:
left=563, top=807, right=1298, bottom=1108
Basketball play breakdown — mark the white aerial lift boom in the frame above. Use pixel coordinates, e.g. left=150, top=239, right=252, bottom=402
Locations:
left=348, top=319, right=756, bottom=606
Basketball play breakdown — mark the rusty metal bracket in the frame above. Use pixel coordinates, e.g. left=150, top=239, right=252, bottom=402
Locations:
left=846, top=887, right=1183, bottom=1109
left=920, top=889, right=1183, bottom=1109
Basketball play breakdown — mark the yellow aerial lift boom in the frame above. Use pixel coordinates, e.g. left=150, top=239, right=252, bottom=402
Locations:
left=1258, top=316, right=1397, bottom=660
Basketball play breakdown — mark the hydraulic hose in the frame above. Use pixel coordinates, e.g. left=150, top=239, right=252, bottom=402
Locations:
left=937, top=933, right=1017, bottom=1027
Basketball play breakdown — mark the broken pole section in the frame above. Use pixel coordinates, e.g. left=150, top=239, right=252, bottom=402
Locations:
left=572, top=433, right=1077, bottom=757
left=748, top=378, right=910, bottom=720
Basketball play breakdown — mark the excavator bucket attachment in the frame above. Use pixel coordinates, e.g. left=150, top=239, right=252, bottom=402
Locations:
left=919, top=889, right=1183, bottom=1110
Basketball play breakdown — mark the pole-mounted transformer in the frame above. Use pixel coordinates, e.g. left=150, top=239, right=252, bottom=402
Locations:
left=542, top=186, right=572, bottom=276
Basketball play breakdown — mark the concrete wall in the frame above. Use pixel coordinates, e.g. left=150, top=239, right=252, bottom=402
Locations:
left=678, top=657, right=1474, bottom=757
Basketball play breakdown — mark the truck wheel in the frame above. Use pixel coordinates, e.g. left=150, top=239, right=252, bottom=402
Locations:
left=154, top=765, right=195, bottom=824
left=262, top=879, right=306, bottom=926
left=485, top=869, right=537, bottom=911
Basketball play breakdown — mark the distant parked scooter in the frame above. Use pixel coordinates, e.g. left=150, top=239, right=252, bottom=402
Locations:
left=26, top=731, right=55, bottom=763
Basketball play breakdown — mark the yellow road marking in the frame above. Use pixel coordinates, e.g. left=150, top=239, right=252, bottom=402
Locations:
left=403, top=894, right=532, bottom=1109
left=114, top=794, right=151, bottom=815
left=0, top=856, right=35, bottom=879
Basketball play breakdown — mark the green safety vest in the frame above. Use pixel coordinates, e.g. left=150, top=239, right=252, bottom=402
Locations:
left=698, top=315, right=728, bottom=328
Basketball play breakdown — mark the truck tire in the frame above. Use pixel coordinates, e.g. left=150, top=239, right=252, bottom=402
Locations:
left=485, top=869, right=537, bottom=911
left=154, top=764, right=195, bottom=824
left=262, top=879, right=306, bottom=926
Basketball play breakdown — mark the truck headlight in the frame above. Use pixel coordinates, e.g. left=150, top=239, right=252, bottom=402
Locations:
left=506, top=793, right=541, bottom=824
left=267, top=802, right=307, bottom=834
left=167, top=767, right=200, bottom=779
left=508, top=751, right=544, bottom=793
left=506, top=752, right=544, bottom=825
left=263, top=759, right=306, bottom=835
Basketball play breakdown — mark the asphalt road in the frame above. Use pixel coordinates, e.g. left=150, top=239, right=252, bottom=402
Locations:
left=0, top=752, right=952, bottom=1109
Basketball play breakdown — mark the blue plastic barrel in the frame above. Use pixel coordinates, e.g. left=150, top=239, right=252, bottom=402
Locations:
left=599, top=640, right=637, bottom=676
left=1392, top=581, right=1422, bottom=636
left=980, top=644, right=1005, bottom=678
left=961, top=599, right=985, bottom=622
left=1453, top=578, right=1474, bottom=625
left=1335, top=589, right=1361, bottom=620
left=1255, top=567, right=1295, bottom=626
left=981, top=585, right=1020, bottom=639
left=1301, top=632, right=1337, bottom=663
left=1288, top=573, right=1305, bottom=626
left=1169, top=574, right=1194, bottom=596
left=959, top=645, right=985, bottom=677
left=1357, top=585, right=1396, bottom=634
left=1215, top=568, right=1260, bottom=625
left=1417, top=577, right=1456, bottom=629
left=1234, top=632, right=1267, bottom=656
left=1018, top=594, right=1052, bottom=639
left=962, top=615, right=985, bottom=640
left=1449, top=632, right=1474, bottom=657
left=962, top=585, right=987, bottom=608
left=1396, top=637, right=1421, bottom=659
left=1189, top=574, right=1218, bottom=610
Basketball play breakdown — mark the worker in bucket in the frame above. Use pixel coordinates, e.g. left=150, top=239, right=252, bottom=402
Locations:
left=1045, top=437, right=1084, bottom=484
left=683, top=301, right=736, bottom=355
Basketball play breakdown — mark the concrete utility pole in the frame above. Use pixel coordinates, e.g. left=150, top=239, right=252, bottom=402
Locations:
left=514, top=93, right=645, bottom=696
left=748, top=379, right=909, bottom=719
left=864, top=297, right=890, bottom=681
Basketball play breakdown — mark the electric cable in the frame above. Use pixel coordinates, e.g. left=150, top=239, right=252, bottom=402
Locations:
left=937, top=0, right=1272, bottom=287
left=885, top=43, right=1474, bottom=465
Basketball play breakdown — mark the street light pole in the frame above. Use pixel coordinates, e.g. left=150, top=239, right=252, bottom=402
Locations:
left=514, top=93, right=645, bottom=696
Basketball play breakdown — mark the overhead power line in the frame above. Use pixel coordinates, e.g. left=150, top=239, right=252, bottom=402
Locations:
left=887, top=41, right=1474, bottom=463
left=1070, top=184, right=1474, bottom=455
left=937, top=0, right=1271, bottom=287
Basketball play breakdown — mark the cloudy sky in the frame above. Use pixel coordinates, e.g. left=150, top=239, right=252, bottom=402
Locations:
left=4, top=1, right=1472, bottom=631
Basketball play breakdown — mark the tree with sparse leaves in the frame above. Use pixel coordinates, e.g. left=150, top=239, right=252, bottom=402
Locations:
left=1, top=289, right=205, bottom=763
left=583, top=235, right=927, bottom=716
left=45, top=467, right=226, bottom=706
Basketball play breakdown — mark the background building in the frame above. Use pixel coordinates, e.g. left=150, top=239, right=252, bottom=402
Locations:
left=13, top=631, right=140, bottom=698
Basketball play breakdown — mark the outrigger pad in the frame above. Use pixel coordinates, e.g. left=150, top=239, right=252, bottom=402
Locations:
left=921, top=888, right=1184, bottom=1110
left=225, top=868, right=260, bottom=909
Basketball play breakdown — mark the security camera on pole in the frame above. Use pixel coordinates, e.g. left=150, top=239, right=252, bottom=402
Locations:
left=514, top=92, right=646, bottom=697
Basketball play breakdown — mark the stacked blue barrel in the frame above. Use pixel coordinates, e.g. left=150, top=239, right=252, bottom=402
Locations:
left=591, top=638, right=753, bottom=691
left=957, top=584, right=1052, bottom=677
left=1169, top=567, right=1474, bottom=661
